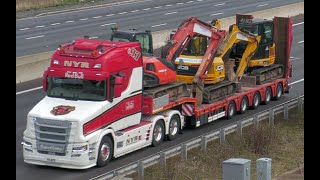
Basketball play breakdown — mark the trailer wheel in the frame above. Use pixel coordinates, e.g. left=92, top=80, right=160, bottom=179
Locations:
left=152, top=120, right=165, bottom=147
left=97, top=136, right=113, bottom=167
left=263, top=87, right=272, bottom=105
left=227, top=101, right=236, bottom=119
left=251, top=92, right=261, bottom=109
left=239, top=96, right=248, bottom=114
left=167, top=115, right=180, bottom=141
left=274, top=83, right=283, bottom=100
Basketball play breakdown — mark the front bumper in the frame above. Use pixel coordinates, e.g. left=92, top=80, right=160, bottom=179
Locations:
left=22, top=137, right=97, bottom=170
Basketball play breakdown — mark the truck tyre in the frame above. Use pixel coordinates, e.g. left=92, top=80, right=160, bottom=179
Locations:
left=251, top=92, right=260, bottom=109
left=274, top=83, right=283, bottom=100
left=239, top=96, right=248, bottom=114
left=167, top=115, right=180, bottom=141
left=263, top=87, right=272, bottom=105
left=152, top=120, right=165, bottom=147
left=97, top=136, right=113, bottom=167
left=227, top=101, right=236, bottom=119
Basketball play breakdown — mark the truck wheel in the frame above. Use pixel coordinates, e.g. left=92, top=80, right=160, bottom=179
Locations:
left=152, top=120, right=165, bottom=147
left=274, top=83, right=283, bottom=100
left=251, top=92, right=260, bottom=109
left=167, top=115, right=180, bottom=141
left=97, top=136, right=113, bottom=167
left=239, top=96, right=248, bottom=114
left=227, top=101, right=236, bottom=119
left=263, top=87, right=272, bottom=105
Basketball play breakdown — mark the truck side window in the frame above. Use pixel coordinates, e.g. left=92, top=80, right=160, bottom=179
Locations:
left=136, top=34, right=150, bottom=54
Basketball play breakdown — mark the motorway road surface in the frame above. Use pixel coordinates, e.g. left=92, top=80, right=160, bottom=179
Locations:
left=16, top=0, right=302, bottom=57
left=16, top=15, right=304, bottom=180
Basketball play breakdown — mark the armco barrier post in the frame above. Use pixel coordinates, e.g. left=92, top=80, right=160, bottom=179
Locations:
left=284, top=104, right=289, bottom=120
left=257, top=158, right=272, bottom=180
left=269, top=109, right=274, bottom=127
left=181, top=144, right=187, bottom=160
left=160, top=152, right=166, bottom=167
left=298, top=98, right=303, bottom=112
left=201, top=136, right=207, bottom=152
left=237, top=121, right=242, bottom=136
left=220, top=129, right=225, bottom=144
left=138, top=161, right=144, bottom=180
left=111, top=171, right=119, bottom=180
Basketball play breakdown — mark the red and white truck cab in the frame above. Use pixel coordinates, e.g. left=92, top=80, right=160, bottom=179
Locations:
left=22, top=39, right=184, bottom=169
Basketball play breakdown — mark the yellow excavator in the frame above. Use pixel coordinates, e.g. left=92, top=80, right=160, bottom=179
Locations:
left=190, top=23, right=261, bottom=104
left=175, top=14, right=282, bottom=84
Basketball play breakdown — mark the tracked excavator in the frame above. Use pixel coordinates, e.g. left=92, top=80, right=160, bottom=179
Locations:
left=108, top=15, right=285, bottom=105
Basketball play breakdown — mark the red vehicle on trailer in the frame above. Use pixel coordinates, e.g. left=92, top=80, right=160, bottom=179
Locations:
left=21, top=16, right=292, bottom=169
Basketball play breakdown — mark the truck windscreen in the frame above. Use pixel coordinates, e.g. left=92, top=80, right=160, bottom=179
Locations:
left=47, top=77, right=107, bottom=101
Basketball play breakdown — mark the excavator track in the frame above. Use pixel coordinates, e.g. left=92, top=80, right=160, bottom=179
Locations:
left=250, top=64, right=284, bottom=85
left=202, top=80, right=239, bottom=104
left=143, top=81, right=189, bottom=100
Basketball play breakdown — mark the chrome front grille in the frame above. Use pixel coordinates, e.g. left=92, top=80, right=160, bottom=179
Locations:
left=34, top=118, right=72, bottom=156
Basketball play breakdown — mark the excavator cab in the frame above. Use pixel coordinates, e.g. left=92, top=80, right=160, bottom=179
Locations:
left=110, top=25, right=154, bottom=55
left=235, top=14, right=275, bottom=67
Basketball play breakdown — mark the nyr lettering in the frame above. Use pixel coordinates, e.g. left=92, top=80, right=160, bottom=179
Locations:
left=65, top=71, right=84, bottom=79
left=64, top=61, right=89, bottom=68
left=127, top=48, right=141, bottom=61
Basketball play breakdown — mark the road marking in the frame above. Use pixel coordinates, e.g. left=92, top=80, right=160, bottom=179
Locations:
left=131, top=10, right=139, bottom=12
left=165, top=11, right=178, bottom=15
left=257, top=3, right=268, bottom=7
left=89, top=36, right=98, bottom=39
left=289, top=78, right=304, bottom=85
left=119, top=12, right=127, bottom=15
left=101, top=22, right=116, bottom=26
left=290, top=56, right=301, bottom=61
left=151, top=23, right=167, bottom=28
left=298, top=40, right=304, bottom=44
left=16, top=86, right=42, bottom=95
left=79, top=18, right=88, bottom=21
left=19, top=28, right=30, bottom=31
left=93, top=16, right=102, bottom=18
left=186, top=1, right=194, bottom=3
left=197, top=0, right=203, bottom=1
left=214, top=3, right=225, bottom=6
left=293, top=22, right=304, bottom=26
left=65, top=21, right=74, bottom=23
left=177, top=2, right=184, bottom=5
left=35, top=25, right=45, bottom=28
left=143, top=8, right=151, bottom=10
left=106, top=14, right=115, bottom=17
left=154, top=6, right=162, bottom=8
left=211, top=12, right=224, bottom=16
left=51, top=23, right=61, bottom=25
left=166, top=4, right=173, bottom=7
left=25, top=35, right=44, bottom=40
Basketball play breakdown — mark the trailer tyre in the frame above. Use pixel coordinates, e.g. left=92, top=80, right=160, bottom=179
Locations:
left=227, top=101, right=236, bottom=119
left=274, top=83, right=283, bottom=100
left=167, top=115, right=180, bottom=141
left=152, top=120, right=165, bottom=147
left=251, top=92, right=261, bottom=109
left=97, top=136, right=113, bottom=167
left=239, top=96, right=249, bottom=114
left=263, top=87, right=272, bottom=105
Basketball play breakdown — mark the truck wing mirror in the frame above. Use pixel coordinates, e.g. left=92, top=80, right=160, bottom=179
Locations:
left=115, top=76, right=124, bottom=85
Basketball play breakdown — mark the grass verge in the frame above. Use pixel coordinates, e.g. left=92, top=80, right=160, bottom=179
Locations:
left=129, top=108, right=304, bottom=179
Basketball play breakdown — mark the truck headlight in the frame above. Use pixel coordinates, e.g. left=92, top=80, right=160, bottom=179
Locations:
left=72, top=145, right=88, bottom=154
